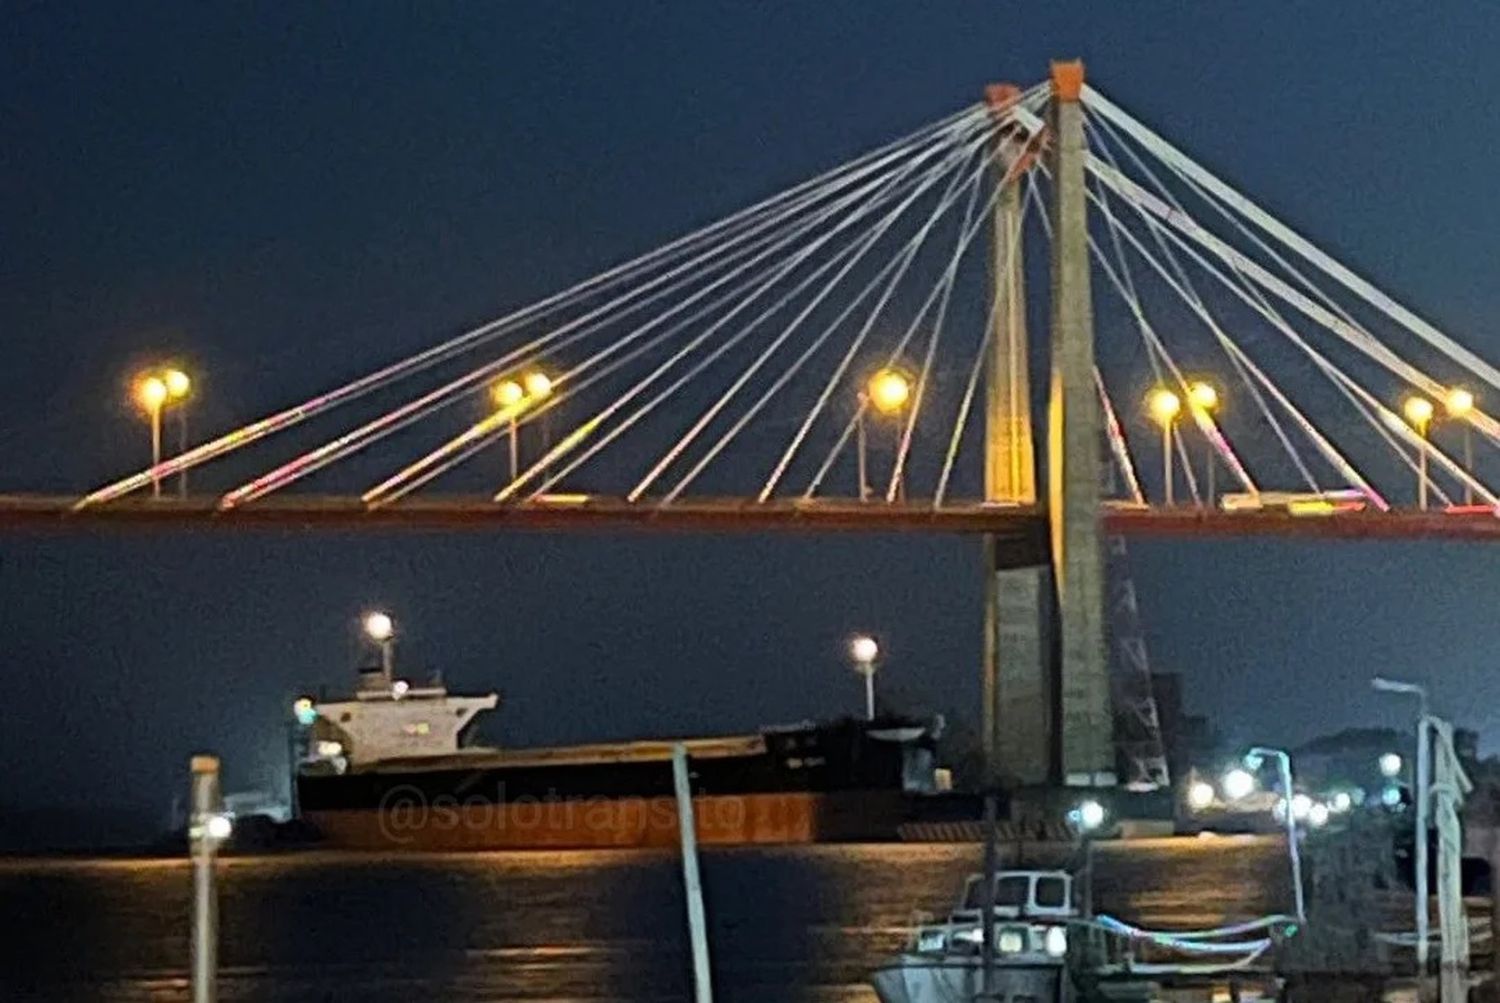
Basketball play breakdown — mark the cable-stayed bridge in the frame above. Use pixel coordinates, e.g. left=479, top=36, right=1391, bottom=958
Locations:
left=7, top=61, right=1500, bottom=788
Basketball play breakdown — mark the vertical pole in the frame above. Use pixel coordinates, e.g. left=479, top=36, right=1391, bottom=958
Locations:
left=982, top=82, right=1049, bottom=786
left=380, top=638, right=394, bottom=685
left=1047, top=60, right=1114, bottom=787
left=892, top=412, right=905, bottom=502
left=1463, top=426, right=1473, bottom=505
left=672, top=744, right=714, bottom=1003
left=1432, top=717, right=1468, bottom=1003
left=979, top=793, right=999, bottom=997
left=1416, top=712, right=1431, bottom=983
left=981, top=535, right=1000, bottom=776
left=856, top=404, right=868, bottom=501
left=286, top=722, right=301, bottom=819
left=1279, top=752, right=1306, bottom=923
left=864, top=668, right=875, bottom=721
left=1418, top=431, right=1429, bottom=511
left=1162, top=423, right=1173, bottom=507
left=509, top=416, right=519, bottom=483
left=1204, top=443, right=1214, bottom=509
left=150, top=405, right=163, bottom=498
left=178, top=410, right=189, bottom=498
left=190, top=755, right=221, bottom=1003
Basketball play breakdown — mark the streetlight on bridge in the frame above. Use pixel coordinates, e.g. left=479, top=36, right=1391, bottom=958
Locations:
left=1402, top=395, right=1435, bottom=510
left=133, top=366, right=193, bottom=498
left=858, top=369, right=911, bottom=502
left=1146, top=387, right=1181, bottom=506
left=1187, top=380, right=1220, bottom=508
left=1446, top=387, right=1476, bottom=505
left=491, top=370, right=555, bottom=482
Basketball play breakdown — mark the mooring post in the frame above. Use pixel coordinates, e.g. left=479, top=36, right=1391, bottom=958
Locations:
left=189, top=754, right=223, bottom=1003
left=979, top=793, right=999, bottom=997
left=672, top=743, right=714, bottom=1003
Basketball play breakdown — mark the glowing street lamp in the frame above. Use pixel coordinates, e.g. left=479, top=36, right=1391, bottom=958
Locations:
left=1378, top=751, right=1403, bottom=779
left=363, top=610, right=396, bottom=682
left=164, top=368, right=191, bottom=400
left=1188, top=381, right=1219, bottom=412
left=135, top=375, right=169, bottom=498
left=133, top=367, right=194, bottom=498
left=868, top=369, right=911, bottom=414
left=1147, top=388, right=1181, bottom=506
left=523, top=371, right=554, bottom=400
left=492, top=371, right=556, bottom=481
left=848, top=634, right=879, bottom=721
left=857, top=369, right=911, bottom=502
left=1403, top=395, right=1435, bottom=510
left=163, top=369, right=192, bottom=497
left=1073, top=798, right=1106, bottom=832
left=523, top=369, right=557, bottom=454
left=491, top=379, right=524, bottom=408
left=1188, top=381, right=1220, bottom=507
left=491, top=379, right=527, bottom=481
left=1447, top=387, right=1476, bottom=504
left=1221, top=767, right=1256, bottom=802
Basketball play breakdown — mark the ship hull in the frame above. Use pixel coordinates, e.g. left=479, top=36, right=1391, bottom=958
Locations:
left=870, top=958, right=1070, bottom=1003
left=303, top=789, right=953, bottom=851
left=296, top=717, right=977, bottom=850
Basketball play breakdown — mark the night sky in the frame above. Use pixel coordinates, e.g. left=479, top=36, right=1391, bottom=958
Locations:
left=6, top=4, right=1500, bottom=843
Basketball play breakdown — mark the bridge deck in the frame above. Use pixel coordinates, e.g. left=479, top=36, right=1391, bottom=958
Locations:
left=1, top=494, right=1498, bottom=541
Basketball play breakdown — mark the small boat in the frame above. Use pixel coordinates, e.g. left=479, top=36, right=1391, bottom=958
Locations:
left=871, top=869, right=1078, bottom=1003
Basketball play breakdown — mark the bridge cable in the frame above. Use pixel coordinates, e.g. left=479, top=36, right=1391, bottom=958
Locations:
left=506, top=127, right=1000, bottom=503
left=658, top=148, right=993, bottom=505
left=362, top=136, right=978, bottom=505
left=634, top=140, right=992, bottom=503
left=1109, top=176, right=1479, bottom=508
left=79, top=102, right=989, bottom=506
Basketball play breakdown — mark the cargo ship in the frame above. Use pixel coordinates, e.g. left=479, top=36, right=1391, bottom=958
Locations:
left=292, top=649, right=971, bottom=850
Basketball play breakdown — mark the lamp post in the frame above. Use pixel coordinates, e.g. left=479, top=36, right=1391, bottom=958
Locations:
left=1246, top=746, right=1305, bottom=923
left=860, top=369, right=910, bottom=502
left=491, top=379, right=526, bottom=481
left=363, top=611, right=396, bottom=684
left=1070, top=798, right=1106, bottom=921
left=164, top=369, right=192, bottom=496
left=492, top=371, right=554, bottom=482
left=1446, top=388, right=1475, bottom=505
left=1147, top=388, right=1181, bottom=506
left=1188, top=381, right=1219, bottom=508
left=1404, top=396, right=1435, bottom=510
left=524, top=369, right=554, bottom=450
left=1374, top=675, right=1431, bottom=979
left=848, top=634, right=879, bottom=721
left=135, top=368, right=193, bottom=498
left=135, top=376, right=169, bottom=498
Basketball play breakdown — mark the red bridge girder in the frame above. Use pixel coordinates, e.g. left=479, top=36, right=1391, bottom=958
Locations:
left=0, top=494, right=1497, bottom=542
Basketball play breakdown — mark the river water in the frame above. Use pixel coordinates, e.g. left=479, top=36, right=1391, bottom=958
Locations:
left=0, top=837, right=1288, bottom=1002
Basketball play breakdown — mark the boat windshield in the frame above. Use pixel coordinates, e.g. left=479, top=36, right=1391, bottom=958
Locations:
left=962, top=874, right=1031, bottom=911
